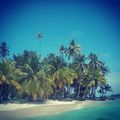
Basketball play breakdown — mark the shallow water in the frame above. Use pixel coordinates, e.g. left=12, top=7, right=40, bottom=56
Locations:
left=21, top=100, right=120, bottom=120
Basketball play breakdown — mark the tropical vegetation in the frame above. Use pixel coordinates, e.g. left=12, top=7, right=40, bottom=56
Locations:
left=0, top=40, right=112, bottom=102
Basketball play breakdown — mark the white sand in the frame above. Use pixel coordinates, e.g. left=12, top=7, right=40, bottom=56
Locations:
left=0, top=100, right=97, bottom=120
left=0, top=103, right=39, bottom=111
left=0, top=100, right=95, bottom=111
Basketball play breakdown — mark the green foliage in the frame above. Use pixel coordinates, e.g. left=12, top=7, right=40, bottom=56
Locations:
left=0, top=40, right=111, bottom=102
left=0, top=59, right=22, bottom=101
left=59, top=40, right=80, bottom=60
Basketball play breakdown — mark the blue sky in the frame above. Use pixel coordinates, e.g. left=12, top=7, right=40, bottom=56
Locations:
left=0, top=0, right=120, bottom=93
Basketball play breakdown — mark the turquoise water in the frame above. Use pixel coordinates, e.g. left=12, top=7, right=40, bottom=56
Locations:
left=22, top=100, right=120, bottom=120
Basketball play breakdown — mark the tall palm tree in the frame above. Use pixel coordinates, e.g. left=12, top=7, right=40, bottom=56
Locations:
left=86, top=53, right=109, bottom=99
left=36, top=32, right=43, bottom=56
left=36, top=32, right=43, bottom=39
left=67, top=40, right=80, bottom=60
left=73, top=54, right=87, bottom=98
left=0, top=42, right=9, bottom=58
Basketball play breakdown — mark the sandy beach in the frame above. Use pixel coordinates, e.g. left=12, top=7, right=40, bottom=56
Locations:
left=0, top=100, right=96, bottom=120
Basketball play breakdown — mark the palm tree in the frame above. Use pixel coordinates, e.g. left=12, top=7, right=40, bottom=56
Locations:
left=0, top=42, right=9, bottom=58
left=36, top=32, right=43, bottom=56
left=73, top=54, right=87, bottom=98
left=36, top=32, right=43, bottom=39
left=88, top=71, right=107, bottom=98
left=0, top=59, right=21, bottom=101
left=67, top=40, right=80, bottom=60
left=43, top=54, right=76, bottom=99
left=98, top=84, right=112, bottom=98
left=18, top=64, right=53, bottom=101
left=86, top=53, right=109, bottom=99
left=88, top=53, right=104, bottom=71
left=60, top=40, right=80, bottom=61
left=13, top=51, right=52, bottom=101
left=13, top=50, right=41, bottom=72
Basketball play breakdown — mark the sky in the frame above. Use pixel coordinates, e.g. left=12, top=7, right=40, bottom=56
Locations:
left=0, top=0, right=120, bottom=93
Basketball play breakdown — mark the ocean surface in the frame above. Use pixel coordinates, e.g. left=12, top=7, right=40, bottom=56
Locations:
left=22, top=100, right=120, bottom=120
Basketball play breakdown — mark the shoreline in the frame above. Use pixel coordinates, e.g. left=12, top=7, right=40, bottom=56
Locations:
left=0, top=100, right=97, bottom=120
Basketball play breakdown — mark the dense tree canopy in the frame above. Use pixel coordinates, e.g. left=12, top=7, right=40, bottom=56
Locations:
left=0, top=40, right=111, bottom=102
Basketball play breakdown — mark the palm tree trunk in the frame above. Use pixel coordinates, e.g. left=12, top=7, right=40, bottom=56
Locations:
left=90, top=86, right=96, bottom=99
left=67, top=85, right=71, bottom=97
left=93, top=87, right=97, bottom=99
left=77, top=83, right=80, bottom=98
left=90, top=87, right=94, bottom=98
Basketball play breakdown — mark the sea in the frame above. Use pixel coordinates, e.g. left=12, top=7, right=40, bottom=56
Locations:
left=21, top=100, right=120, bottom=120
